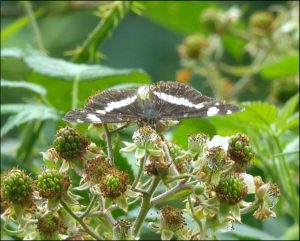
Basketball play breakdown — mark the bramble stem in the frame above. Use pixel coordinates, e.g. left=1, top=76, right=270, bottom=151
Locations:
left=60, top=200, right=102, bottom=240
left=150, top=179, right=192, bottom=206
left=132, top=176, right=161, bottom=237
left=103, top=124, right=114, bottom=165
left=188, top=195, right=203, bottom=237
left=79, top=195, right=97, bottom=219
left=132, top=154, right=147, bottom=189
left=22, top=1, right=46, bottom=52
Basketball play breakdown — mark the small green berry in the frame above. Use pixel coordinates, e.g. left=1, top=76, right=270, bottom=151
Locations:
left=100, top=169, right=129, bottom=198
left=53, top=127, right=89, bottom=160
left=37, top=212, right=60, bottom=235
left=37, top=169, right=69, bottom=199
left=216, top=175, right=247, bottom=205
left=228, top=133, right=255, bottom=166
left=1, top=168, right=33, bottom=204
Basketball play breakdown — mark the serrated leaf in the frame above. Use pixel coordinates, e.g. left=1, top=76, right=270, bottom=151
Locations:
left=1, top=48, right=151, bottom=111
left=1, top=104, right=60, bottom=137
left=276, top=93, right=299, bottom=134
left=1, top=79, right=46, bottom=96
left=235, top=102, right=278, bottom=131
left=260, top=54, right=299, bottom=79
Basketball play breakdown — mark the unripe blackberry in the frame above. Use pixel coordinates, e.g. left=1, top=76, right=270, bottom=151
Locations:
left=206, top=146, right=227, bottom=171
left=178, top=34, right=209, bottom=60
left=53, top=127, right=89, bottom=160
left=133, top=125, right=163, bottom=149
left=249, top=11, right=274, bottom=34
left=100, top=169, right=128, bottom=198
left=188, top=133, right=208, bottom=153
left=84, top=156, right=111, bottom=184
left=1, top=168, right=33, bottom=204
left=228, top=133, right=255, bottom=166
left=37, top=169, right=70, bottom=199
left=160, top=206, right=185, bottom=231
left=216, top=175, right=247, bottom=205
left=37, top=212, right=60, bottom=236
left=113, top=219, right=132, bottom=240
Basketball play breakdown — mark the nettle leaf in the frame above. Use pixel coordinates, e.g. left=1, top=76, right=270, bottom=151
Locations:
left=260, top=54, right=299, bottom=80
left=1, top=103, right=60, bottom=137
left=1, top=79, right=46, bottom=96
left=1, top=48, right=151, bottom=111
left=235, top=102, right=278, bottom=131
left=276, top=93, right=299, bottom=134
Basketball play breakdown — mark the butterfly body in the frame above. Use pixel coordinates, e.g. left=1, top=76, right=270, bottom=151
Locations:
left=64, top=81, right=241, bottom=126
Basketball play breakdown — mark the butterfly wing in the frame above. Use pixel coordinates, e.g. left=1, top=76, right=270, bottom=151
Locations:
left=150, top=81, right=241, bottom=120
left=64, top=89, right=144, bottom=123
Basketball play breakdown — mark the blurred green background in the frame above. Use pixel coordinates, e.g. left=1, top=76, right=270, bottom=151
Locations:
left=1, top=1, right=299, bottom=240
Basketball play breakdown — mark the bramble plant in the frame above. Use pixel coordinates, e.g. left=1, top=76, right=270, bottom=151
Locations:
left=1, top=1, right=298, bottom=240
left=1, top=122, right=280, bottom=240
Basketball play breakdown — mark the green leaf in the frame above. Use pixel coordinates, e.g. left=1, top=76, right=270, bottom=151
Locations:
left=235, top=102, right=278, bottom=131
left=48, top=198, right=60, bottom=210
left=143, top=2, right=215, bottom=34
left=162, top=188, right=193, bottom=203
left=218, top=203, right=230, bottom=223
left=276, top=93, right=299, bottom=134
left=1, top=48, right=151, bottom=111
left=1, top=79, right=46, bottom=96
left=1, top=104, right=60, bottom=137
left=115, top=195, right=128, bottom=213
left=161, top=229, right=174, bottom=240
left=260, top=54, right=299, bottom=80
left=222, top=34, right=246, bottom=61
left=172, top=119, right=216, bottom=148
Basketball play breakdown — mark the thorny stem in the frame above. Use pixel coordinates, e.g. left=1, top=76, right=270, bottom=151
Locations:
left=132, top=176, right=161, bottom=237
left=240, top=199, right=262, bottom=214
left=22, top=1, right=46, bottom=52
left=60, top=200, right=102, bottom=240
left=103, top=124, right=114, bottom=165
left=163, top=142, right=179, bottom=176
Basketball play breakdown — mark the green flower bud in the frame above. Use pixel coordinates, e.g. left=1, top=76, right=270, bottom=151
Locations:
left=178, top=34, right=209, bottom=60
left=188, top=133, right=209, bottom=153
left=84, top=156, right=111, bottom=184
left=53, top=127, right=89, bottom=160
left=100, top=169, right=129, bottom=198
left=160, top=206, right=186, bottom=232
left=216, top=175, right=247, bottom=205
left=37, top=169, right=70, bottom=199
left=249, top=11, right=274, bottom=35
left=113, top=219, right=132, bottom=240
left=228, top=133, right=255, bottom=166
left=1, top=168, right=33, bottom=204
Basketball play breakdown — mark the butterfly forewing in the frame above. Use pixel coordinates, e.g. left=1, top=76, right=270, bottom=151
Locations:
left=64, top=89, right=143, bottom=123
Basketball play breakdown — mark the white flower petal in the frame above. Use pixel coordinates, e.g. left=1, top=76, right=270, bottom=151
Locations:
left=208, top=135, right=230, bottom=151
left=240, top=173, right=255, bottom=194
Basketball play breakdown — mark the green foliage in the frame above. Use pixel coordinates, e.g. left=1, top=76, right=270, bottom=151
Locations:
left=1, top=1, right=299, bottom=240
